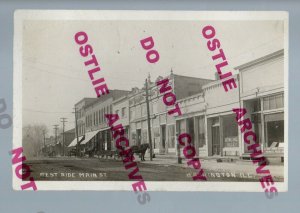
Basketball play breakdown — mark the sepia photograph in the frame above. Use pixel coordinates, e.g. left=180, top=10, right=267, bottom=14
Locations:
left=13, top=10, right=288, bottom=192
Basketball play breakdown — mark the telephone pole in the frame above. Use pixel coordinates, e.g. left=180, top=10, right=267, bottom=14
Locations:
left=145, top=78, right=153, bottom=161
left=73, top=108, right=80, bottom=157
left=60, top=117, right=67, bottom=156
left=42, top=130, right=46, bottom=147
left=53, top=124, right=59, bottom=145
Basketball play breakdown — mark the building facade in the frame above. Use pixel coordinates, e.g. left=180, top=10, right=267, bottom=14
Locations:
left=128, top=72, right=212, bottom=154
left=74, top=90, right=130, bottom=153
left=71, top=49, right=285, bottom=160
left=237, top=49, right=284, bottom=159
left=174, top=49, right=284, bottom=160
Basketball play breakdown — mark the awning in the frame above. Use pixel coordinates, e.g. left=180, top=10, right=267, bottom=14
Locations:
left=81, top=130, right=100, bottom=145
left=68, top=136, right=83, bottom=147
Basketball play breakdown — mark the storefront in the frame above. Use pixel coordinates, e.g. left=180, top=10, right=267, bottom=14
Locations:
left=207, top=114, right=239, bottom=157
left=243, top=93, right=284, bottom=155
left=237, top=49, right=285, bottom=160
left=175, top=93, right=207, bottom=156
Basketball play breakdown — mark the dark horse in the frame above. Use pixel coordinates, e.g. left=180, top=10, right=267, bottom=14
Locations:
left=130, top=143, right=149, bottom=161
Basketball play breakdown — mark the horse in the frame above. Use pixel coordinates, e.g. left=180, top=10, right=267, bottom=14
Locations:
left=130, top=143, right=149, bottom=161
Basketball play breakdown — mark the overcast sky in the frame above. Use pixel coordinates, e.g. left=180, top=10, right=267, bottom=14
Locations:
left=22, top=20, right=284, bottom=135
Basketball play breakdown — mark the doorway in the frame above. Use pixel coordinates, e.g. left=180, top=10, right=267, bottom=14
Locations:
left=212, top=126, right=220, bottom=155
left=187, top=118, right=195, bottom=146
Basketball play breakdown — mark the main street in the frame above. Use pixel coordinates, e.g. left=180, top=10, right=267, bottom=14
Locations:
left=25, top=155, right=284, bottom=182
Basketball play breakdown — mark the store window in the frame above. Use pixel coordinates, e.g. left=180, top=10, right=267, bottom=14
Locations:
left=176, top=119, right=186, bottom=135
left=263, top=94, right=284, bottom=111
left=99, top=109, right=101, bottom=123
left=264, top=112, right=284, bottom=147
left=153, top=127, right=160, bottom=149
left=223, top=115, right=238, bottom=147
left=167, top=125, right=175, bottom=148
left=96, top=111, right=98, bottom=125
left=122, top=107, right=126, bottom=118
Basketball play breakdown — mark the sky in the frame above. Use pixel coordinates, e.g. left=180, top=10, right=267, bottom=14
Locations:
left=22, top=20, right=284, bottom=136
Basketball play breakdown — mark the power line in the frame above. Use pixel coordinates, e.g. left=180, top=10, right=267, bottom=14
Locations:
left=24, top=60, right=143, bottom=84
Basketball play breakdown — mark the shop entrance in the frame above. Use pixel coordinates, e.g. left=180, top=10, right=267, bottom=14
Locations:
left=212, top=126, right=220, bottom=155
left=187, top=118, right=195, bottom=145
left=161, top=125, right=166, bottom=151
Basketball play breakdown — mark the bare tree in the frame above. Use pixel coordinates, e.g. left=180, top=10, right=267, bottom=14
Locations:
left=23, top=124, right=48, bottom=158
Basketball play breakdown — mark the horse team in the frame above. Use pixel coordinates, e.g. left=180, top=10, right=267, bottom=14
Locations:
left=69, top=143, right=150, bottom=161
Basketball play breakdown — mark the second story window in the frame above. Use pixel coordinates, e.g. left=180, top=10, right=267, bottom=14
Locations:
left=122, top=107, right=126, bottom=118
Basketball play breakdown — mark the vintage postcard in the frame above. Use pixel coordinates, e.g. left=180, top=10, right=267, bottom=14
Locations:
left=13, top=10, right=288, bottom=193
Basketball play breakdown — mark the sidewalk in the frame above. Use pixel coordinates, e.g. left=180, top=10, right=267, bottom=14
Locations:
left=136, top=153, right=284, bottom=180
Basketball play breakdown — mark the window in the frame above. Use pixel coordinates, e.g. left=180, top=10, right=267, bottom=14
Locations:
left=250, top=99, right=261, bottom=112
left=263, top=94, right=284, bottom=111
left=102, top=108, right=104, bottom=123
left=98, top=110, right=101, bottom=124
left=94, top=112, right=96, bottom=125
left=96, top=111, right=98, bottom=125
left=177, top=119, right=186, bottom=135
left=122, top=107, right=126, bottom=118
left=264, top=113, right=284, bottom=147
left=223, top=115, right=238, bottom=147
left=116, top=110, right=119, bottom=115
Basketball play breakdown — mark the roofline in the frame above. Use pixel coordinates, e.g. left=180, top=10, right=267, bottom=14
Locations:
left=74, top=97, right=97, bottom=106
left=173, top=73, right=214, bottom=81
left=202, top=74, right=239, bottom=90
left=234, top=49, right=284, bottom=71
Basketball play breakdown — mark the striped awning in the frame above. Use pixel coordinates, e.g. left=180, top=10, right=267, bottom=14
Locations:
left=81, top=130, right=100, bottom=145
left=68, top=136, right=84, bottom=147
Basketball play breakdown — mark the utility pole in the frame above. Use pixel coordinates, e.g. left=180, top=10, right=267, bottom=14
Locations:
left=43, top=130, right=46, bottom=148
left=73, top=108, right=80, bottom=157
left=53, top=124, right=59, bottom=145
left=145, top=78, right=153, bottom=161
left=60, top=117, right=67, bottom=156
